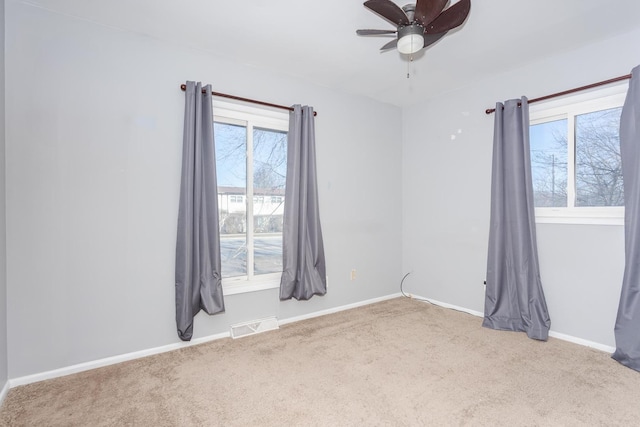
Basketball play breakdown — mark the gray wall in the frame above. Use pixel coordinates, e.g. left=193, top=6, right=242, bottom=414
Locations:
left=5, top=2, right=402, bottom=378
left=7, top=0, right=637, bottom=382
left=0, top=0, right=7, bottom=391
left=402, top=28, right=640, bottom=348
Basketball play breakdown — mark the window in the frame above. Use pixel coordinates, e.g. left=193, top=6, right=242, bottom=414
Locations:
left=213, top=100, right=288, bottom=294
left=529, top=85, right=627, bottom=224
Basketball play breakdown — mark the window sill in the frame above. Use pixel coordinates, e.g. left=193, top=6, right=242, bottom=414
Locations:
left=535, top=207, right=623, bottom=226
left=222, top=276, right=281, bottom=296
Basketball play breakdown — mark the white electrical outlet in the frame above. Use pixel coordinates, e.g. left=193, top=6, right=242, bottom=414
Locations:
left=350, top=269, right=356, bottom=281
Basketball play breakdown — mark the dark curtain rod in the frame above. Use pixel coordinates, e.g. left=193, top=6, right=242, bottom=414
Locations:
left=180, top=84, right=317, bottom=116
left=484, top=73, right=632, bottom=115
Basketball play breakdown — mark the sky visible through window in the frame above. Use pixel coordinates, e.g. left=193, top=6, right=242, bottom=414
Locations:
left=529, top=106, right=623, bottom=208
left=213, top=121, right=287, bottom=279
left=214, top=122, right=246, bottom=188
left=575, top=107, right=623, bottom=206
left=530, top=118, right=568, bottom=207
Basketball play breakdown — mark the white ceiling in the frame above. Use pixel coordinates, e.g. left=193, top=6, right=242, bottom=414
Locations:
left=22, top=0, right=640, bottom=107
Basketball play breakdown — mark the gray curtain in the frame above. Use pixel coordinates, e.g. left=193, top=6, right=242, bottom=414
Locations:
left=483, top=97, right=551, bottom=341
left=280, top=105, right=327, bottom=300
left=175, top=81, right=225, bottom=341
left=613, top=65, right=640, bottom=371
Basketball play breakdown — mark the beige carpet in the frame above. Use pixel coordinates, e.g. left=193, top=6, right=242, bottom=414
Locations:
left=1, top=297, right=639, bottom=426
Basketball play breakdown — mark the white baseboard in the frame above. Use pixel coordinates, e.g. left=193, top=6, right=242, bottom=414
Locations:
left=9, top=293, right=403, bottom=388
left=9, top=331, right=230, bottom=388
left=548, top=331, right=615, bottom=353
left=278, top=293, right=402, bottom=326
left=7, top=292, right=615, bottom=390
left=409, top=294, right=484, bottom=317
left=0, top=379, right=9, bottom=408
left=410, top=294, right=615, bottom=353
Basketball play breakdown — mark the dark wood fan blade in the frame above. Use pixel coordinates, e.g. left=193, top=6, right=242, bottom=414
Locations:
left=357, top=29, right=397, bottom=36
left=414, top=0, right=448, bottom=27
left=423, top=31, right=447, bottom=48
left=425, top=0, right=470, bottom=34
left=364, top=0, right=409, bottom=26
left=380, top=39, right=398, bottom=51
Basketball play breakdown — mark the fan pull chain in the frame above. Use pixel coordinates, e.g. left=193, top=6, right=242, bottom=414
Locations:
left=407, top=55, right=413, bottom=79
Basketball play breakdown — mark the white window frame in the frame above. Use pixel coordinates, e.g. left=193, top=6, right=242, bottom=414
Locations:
left=529, top=84, right=627, bottom=225
left=213, top=100, right=289, bottom=295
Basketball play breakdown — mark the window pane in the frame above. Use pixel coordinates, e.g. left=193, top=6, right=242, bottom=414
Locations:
left=253, top=127, right=287, bottom=275
left=530, top=119, right=568, bottom=207
left=214, top=122, right=247, bottom=278
left=575, top=107, right=623, bottom=207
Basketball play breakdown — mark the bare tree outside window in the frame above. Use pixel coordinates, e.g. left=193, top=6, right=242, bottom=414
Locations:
left=529, top=107, right=623, bottom=208
left=214, top=121, right=287, bottom=279
left=214, top=122, right=247, bottom=278
left=253, top=127, right=287, bottom=191
left=530, top=119, right=568, bottom=207
left=252, top=127, right=286, bottom=275
left=575, top=107, right=623, bottom=206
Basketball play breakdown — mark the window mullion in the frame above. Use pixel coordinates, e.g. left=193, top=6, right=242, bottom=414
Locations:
left=215, top=102, right=289, bottom=290
left=567, top=113, right=577, bottom=208
left=246, top=123, right=254, bottom=280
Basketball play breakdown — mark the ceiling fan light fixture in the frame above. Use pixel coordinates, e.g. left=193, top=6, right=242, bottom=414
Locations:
left=397, top=24, right=424, bottom=55
left=357, top=0, right=471, bottom=57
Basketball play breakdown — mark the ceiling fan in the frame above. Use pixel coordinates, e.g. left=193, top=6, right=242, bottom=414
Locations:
left=356, top=0, right=471, bottom=55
